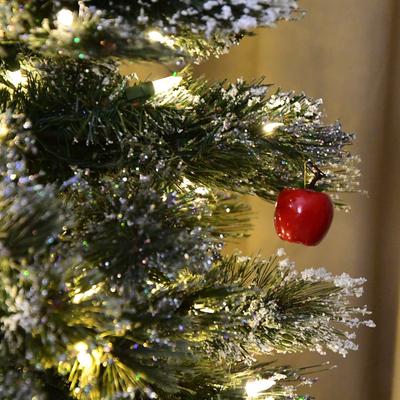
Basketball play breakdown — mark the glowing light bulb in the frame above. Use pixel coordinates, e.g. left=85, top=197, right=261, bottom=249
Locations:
left=152, top=76, right=182, bottom=95
left=6, top=70, right=26, bottom=87
left=74, top=342, right=93, bottom=368
left=262, top=122, right=284, bottom=136
left=75, top=341, right=88, bottom=353
left=148, top=30, right=165, bottom=42
left=72, top=285, right=101, bottom=304
left=245, top=378, right=276, bottom=398
left=147, top=30, right=175, bottom=46
left=56, top=8, right=74, bottom=29
left=78, top=352, right=92, bottom=368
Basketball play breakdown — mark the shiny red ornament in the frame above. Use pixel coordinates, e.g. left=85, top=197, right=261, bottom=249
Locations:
left=274, top=188, right=334, bottom=246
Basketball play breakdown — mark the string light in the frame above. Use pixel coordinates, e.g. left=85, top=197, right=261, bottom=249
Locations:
left=147, top=30, right=175, bottom=47
left=56, top=9, right=75, bottom=29
left=263, top=122, right=284, bottom=136
left=6, top=70, right=26, bottom=87
left=74, top=342, right=93, bottom=368
left=245, top=378, right=276, bottom=398
left=152, top=76, right=182, bottom=95
left=193, top=303, right=215, bottom=313
left=148, top=30, right=165, bottom=42
left=72, top=285, right=101, bottom=304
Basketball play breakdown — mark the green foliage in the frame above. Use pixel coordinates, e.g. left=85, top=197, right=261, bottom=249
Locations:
left=0, top=1, right=300, bottom=62
left=2, top=58, right=358, bottom=205
left=0, top=115, right=372, bottom=396
left=0, top=113, right=63, bottom=259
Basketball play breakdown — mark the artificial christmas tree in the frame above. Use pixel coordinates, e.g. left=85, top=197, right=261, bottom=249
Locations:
left=0, top=1, right=374, bottom=399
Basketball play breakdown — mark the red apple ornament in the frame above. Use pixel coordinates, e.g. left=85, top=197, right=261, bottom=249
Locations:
left=274, top=188, right=334, bottom=246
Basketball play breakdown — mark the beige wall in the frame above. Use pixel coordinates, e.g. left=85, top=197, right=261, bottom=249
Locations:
left=197, top=1, right=400, bottom=399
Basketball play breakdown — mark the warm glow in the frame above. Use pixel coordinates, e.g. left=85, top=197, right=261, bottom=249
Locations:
left=152, top=76, right=182, bottom=95
left=77, top=351, right=92, bottom=368
left=147, top=30, right=175, bottom=46
left=6, top=70, right=26, bottom=87
left=262, top=122, right=284, bottom=136
left=74, top=342, right=93, bottom=368
left=72, top=285, right=101, bottom=304
left=56, top=8, right=75, bottom=29
left=148, top=30, right=165, bottom=42
left=245, top=378, right=276, bottom=398
left=75, top=341, right=88, bottom=353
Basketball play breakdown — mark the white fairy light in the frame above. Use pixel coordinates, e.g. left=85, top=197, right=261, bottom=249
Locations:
left=56, top=9, right=75, bottom=29
left=72, top=284, right=102, bottom=304
left=152, top=76, right=182, bottom=95
left=147, top=30, right=175, bottom=47
left=75, top=341, right=89, bottom=354
left=262, top=122, right=284, bottom=136
left=245, top=378, right=276, bottom=397
left=74, top=342, right=93, bottom=368
left=6, top=70, right=26, bottom=87
left=148, top=30, right=165, bottom=42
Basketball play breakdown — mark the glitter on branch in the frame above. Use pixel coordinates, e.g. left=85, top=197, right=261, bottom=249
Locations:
left=0, top=1, right=301, bottom=62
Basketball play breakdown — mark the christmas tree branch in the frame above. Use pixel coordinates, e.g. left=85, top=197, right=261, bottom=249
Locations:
left=0, top=121, right=371, bottom=398
left=0, top=240, right=372, bottom=399
left=0, top=112, right=63, bottom=260
left=209, top=253, right=375, bottom=358
left=0, top=0, right=300, bottom=63
left=2, top=58, right=359, bottom=206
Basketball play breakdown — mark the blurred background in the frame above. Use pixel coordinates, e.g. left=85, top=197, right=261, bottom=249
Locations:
left=124, top=0, right=400, bottom=398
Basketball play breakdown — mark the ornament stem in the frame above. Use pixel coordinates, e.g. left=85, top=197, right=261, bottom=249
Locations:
left=304, top=160, right=326, bottom=190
